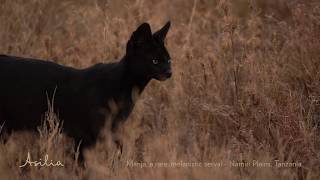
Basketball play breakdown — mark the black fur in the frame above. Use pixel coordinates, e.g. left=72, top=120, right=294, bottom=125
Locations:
left=0, top=22, right=171, bottom=162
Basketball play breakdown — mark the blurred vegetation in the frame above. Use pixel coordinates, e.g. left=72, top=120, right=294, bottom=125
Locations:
left=0, top=0, right=320, bottom=179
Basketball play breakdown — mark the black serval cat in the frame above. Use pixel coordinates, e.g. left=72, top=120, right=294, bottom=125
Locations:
left=0, top=21, right=172, bottom=163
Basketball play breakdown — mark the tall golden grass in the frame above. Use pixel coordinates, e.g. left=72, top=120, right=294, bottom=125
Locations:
left=0, top=0, right=320, bottom=179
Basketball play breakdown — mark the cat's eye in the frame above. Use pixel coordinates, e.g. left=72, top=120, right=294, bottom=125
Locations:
left=168, top=59, right=171, bottom=64
left=152, top=59, right=159, bottom=65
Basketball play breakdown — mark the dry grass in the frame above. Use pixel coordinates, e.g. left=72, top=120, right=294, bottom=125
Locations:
left=0, top=0, right=320, bottom=179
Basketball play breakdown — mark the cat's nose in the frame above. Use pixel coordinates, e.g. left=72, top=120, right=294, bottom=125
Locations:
left=165, top=69, right=172, bottom=78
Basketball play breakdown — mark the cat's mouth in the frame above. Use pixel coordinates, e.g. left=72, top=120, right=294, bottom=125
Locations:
left=155, top=70, right=172, bottom=81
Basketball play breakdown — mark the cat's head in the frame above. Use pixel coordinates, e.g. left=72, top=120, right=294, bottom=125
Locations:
left=126, top=22, right=172, bottom=81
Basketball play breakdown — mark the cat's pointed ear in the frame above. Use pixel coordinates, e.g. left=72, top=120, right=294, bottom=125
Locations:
left=153, top=21, right=171, bottom=42
left=130, top=23, right=152, bottom=43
